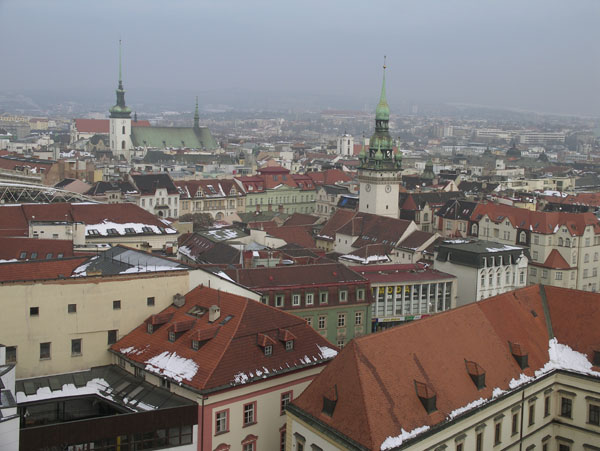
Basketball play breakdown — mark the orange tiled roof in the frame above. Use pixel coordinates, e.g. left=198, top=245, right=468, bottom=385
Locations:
left=292, top=285, right=600, bottom=449
left=111, top=285, right=337, bottom=391
left=0, top=257, right=90, bottom=282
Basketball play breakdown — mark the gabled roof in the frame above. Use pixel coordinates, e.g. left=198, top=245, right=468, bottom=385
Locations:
left=351, top=263, right=456, bottom=284
left=339, top=243, right=392, bottom=265
left=435, top=199, right=478, bottom=221
left=0, top=237, right=74, bottom=261
left=291, top=285, right=600, bottom=450
left=74, top=119, right=109, bottom=134
left=535, top=249, right=571, bottom=270
left=130, top=126, right=218, bottom=150
left=111, top=285, right=337, bottom=391
left=283, top=213, right=320, bottom=227
left=396, top=230, right=437, bottom=251
left=472, top=202, right=600, bottom=236
left=315, top=209, right=360, bottom=242
left=307, top=169, right=352, bottom=186
left=263, top=225, right=316, bottom=249
left=131, top=173, right=178, bottom=195
left=85, top=180, right=138, bottom=196
left=175, top=179, right=241, bottom=199
left=336, top=213, right=413, bottom=249
left=0, top=257, right=90, bottom=282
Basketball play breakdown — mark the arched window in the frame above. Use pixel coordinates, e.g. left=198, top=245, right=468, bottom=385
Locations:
left=558, top=237, right=563, bottom=246
left=122, top=125, right=125, bottom=134
left=519, top=231, right=526, bottom=243
left=472, top=223, right=478, bottom=235
left=566, top=238, right=571, bottom=247
left=121, top=140, right=126, bottom=150
left=584, top=253, right=590, bottom=263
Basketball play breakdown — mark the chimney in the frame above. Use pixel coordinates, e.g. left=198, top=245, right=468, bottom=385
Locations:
left=173, top=293, right=185, bottom=308
left=209, top=305, right=221, bottom=322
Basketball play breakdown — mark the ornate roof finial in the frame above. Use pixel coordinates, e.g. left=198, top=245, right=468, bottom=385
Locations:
left=118, top=40, right=123, bottom=88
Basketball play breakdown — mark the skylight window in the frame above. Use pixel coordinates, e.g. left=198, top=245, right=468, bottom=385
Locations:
left=124, top=227, right=136, bottom=234
left=88, top=229, right=100, bottom=236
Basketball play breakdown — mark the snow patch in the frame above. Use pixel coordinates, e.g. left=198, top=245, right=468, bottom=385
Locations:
left=317, top=345, right=338, bottom=359
left=380, top=426, right=431, bottom=450
left=144, top=351, right=199, bottom=383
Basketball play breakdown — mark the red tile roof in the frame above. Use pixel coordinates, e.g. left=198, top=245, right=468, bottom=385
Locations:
left=291, top=285, right=600, bottom=449
left=316, top=209, right=356, bottom=241
left=175, top=179, right=240, bottom=199
left=0, top=237, right=74, bottom=261
left=264, top=225, right=316, bottom=249
left=111, top=285, right=337, bottom=391
left=337, top=213, right=413, bottom=249
left=283, top=213, right=320, bottom=227
left=535, top=249, right=571, bottom=269
left=74, top=119, right=109, bottom=134
left=542, top=192, right=600, bottom=207
left=307, top=169, right=352, bottom=186
left=472, top=202, right=600, bottom=236
left=224, top=263, right=366, bottom=289
left=0, top=257, right=90, bottom=283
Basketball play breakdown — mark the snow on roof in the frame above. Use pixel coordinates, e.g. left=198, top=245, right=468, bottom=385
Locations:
left=380, top=338, right=600, bottom=450
left=86, top=220, right=177, bottom=237
left=144, top=351, right=199, bottom=383
left=485, top=244, right=525, bottom=252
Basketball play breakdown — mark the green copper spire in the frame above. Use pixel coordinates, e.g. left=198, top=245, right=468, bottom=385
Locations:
left=193, top=96, right=200, bottom=129
left=358, top=134, right=367, bottom=160
left=375, top=56, right=390, bottom=121
left=110, top=40, right=131, bottom=119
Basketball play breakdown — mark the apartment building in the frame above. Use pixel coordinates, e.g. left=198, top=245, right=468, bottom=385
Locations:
left=472, top=203, right=600, bottom=292
left=131, top=173, right=180, bottom=218
left=111, top=285, right=338, bottom=451
left=224, top=263, right=372, bottom=348
left=0, top=246, right=258, bottom=379
left=350, top=264, right=456, bottom=331
left=286, top=285, right=600, bottom=451
left=434, top=239, right=529, bottom=304
left=176, top=178, right=245, bottom=221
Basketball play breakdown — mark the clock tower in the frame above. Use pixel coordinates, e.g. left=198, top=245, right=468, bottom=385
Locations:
left=109, top=40, right=133, bottom=161
left=358, top=59, right=402, bottom=218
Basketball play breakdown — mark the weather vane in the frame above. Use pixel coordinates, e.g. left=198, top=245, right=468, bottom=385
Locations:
left=383, top=55, right=387, bottom=70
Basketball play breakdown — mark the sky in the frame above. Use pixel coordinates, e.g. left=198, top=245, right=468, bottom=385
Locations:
left=1, top=0, right=599, bottom=115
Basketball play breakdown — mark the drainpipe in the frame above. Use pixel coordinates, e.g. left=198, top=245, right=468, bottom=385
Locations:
left=519, top=389, right=525, bottom=451
left=200, top=395, right=206, bottom=451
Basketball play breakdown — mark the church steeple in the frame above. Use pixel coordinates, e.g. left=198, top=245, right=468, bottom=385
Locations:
left=375, top=56, right=390, bottom=123
left=109, top=40, right=131, bottom=119
left=193, top=96, right=200, bottom=129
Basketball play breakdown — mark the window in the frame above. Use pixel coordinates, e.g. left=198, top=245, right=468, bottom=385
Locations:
left=113, top=300, right=121, bottom=310
left=305, top=293, right=314, bottom=305
left=71, top=338, right=82, bottom=356
left=494, top=420, right=502, bottom=445
left=511, top=412, right=519, bottom=435
left=589, top=402, right=600, bottom=425
left=6, top=346, right=16, bottom=363
left=243, top=402, right=256, bottom=426
left=355, top=311, right=363, bottom=325
left=337, top=339, right=345, bottom=348
left=108, top=329, right=118, bottom=345
left=319, top=291, right=328, bottom=304
left=560, top=397, right=572, bottom=418
left=285, top=340, right=294, bottom=351
left=339, top=290, right=348, bottom=302
left=260, top=295, right=269, bottom=305
left=46, top=253, right=53, bottom=259
left=338, top=313, right=346, bottom=327
left=558, top=445, right=570, bottom=451
left=585, top=253, right=590, bottom=263
left=40, top=342, right=51, bottom=360
left=556, top=272, right=562, bottom=280
left=357, top=288, right=365, bottom=301
left=281, top=391, right=292, bottom=415
left=544, top=395, right=551, bottom=417
left=519, top=271, right=525, bottom=284
left=481, top=273, right=486, bottom=287
left=292, top=294, right=300, bottom=306
left=243, top=443, right=255, bottom=451
left=147, top=296, right=155, bottom=306
left=531, top=267, right=537, bottom=277
left=30, top=252, right=37, bottom=259
left=542, top=269, right=548, bottom=279
left=534, top=235, right=539, bottom=245
left=30, top=306, right=39, bottom=316
left=68, top=304, right=77, bottom=313
left=318, top=316, right=326, bottom=329
left=161, top=378, right=171, bottom=390
left=280, top=428, right=286, bottom=451
left=275, top=294, right=284, bottom=308
left=134, top=367, right=144, bottom=379
left=528, top=402, right=535, bottom=425
left=264, top=345, right=272, bottom=356
left=533, top=251, right=538, bottom=261
left=305, top=317, right=312, bottom=327
left=215, top=409, right=229, bottom=434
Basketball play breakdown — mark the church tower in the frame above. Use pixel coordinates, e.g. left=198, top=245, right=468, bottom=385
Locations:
left=358, top=59, right=402, bottom=218
left=109, top=40, right=133, bottom=161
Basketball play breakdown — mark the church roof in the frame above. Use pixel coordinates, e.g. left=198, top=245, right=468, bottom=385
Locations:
left=131, top=126, right=218, bottom=150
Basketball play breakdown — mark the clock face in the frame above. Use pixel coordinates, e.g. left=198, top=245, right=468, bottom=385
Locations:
left=365, top=184, right=371, bottom=192
left=385, top=184, right=392, bottom=193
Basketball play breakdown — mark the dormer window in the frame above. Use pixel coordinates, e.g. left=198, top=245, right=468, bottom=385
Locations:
left=168, top=331, right=176, bottom=342
left=192, top=340, right=200, bottom=351
left=147, top=323, right=154, bottom=334
left=142, top=226, right=153, bottom=233
left=88, top=229, right=100, bottom=236
left=19, top=251, right=27, bottom=259
left=285, top=340, right=294, bottom=351
left=265, top=345, right=273, bottom=356
left=125, top=227, right=135, bottom=234
left=107, top=228, right=118, bottom=235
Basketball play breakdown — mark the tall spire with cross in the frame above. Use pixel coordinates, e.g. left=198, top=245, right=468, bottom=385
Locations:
left=110, top=40, right=131, bottom=119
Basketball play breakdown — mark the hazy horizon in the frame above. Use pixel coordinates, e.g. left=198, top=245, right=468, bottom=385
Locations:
left=1, top=0, right=599, bottom=116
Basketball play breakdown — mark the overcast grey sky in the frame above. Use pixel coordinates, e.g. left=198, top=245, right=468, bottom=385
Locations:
left=1, top=0, right=599, bottom=115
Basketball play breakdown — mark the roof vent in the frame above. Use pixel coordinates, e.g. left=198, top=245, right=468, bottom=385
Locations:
left=509, top=342, right=529, bottom=369
left=415, top=380, right=437, bottom=414
left=465, top=360, right=486, bottom=389
left=209, top=305, right=221, bottom=322
left=321, top=385, right=338, bottom=417
left=173, top=293, right=185, bottom=308
left=593, top=350, right=600, bottom=367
